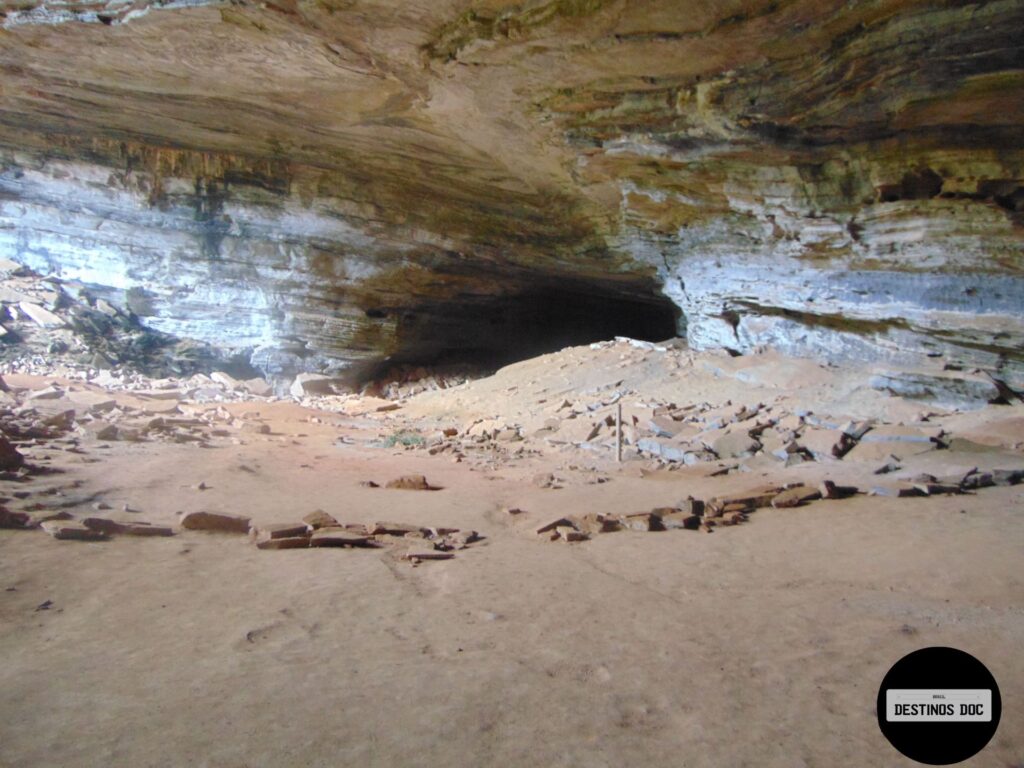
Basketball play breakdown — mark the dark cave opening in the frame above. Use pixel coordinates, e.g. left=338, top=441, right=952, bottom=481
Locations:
left=369, top=282, right=681, bottom=378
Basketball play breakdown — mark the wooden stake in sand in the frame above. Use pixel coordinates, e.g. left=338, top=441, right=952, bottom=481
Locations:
left=616, top=402, right=623, bottom=462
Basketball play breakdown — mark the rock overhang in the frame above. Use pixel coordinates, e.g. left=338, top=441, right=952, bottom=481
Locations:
left=0, top=0, right=1021, bottom=384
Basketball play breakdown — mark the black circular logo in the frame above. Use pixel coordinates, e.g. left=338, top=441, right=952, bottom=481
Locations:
left=877, top=647, right=1001, bottom=765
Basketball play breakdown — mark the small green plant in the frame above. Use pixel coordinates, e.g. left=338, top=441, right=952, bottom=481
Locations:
left=380, top=431, right=425, bottom=448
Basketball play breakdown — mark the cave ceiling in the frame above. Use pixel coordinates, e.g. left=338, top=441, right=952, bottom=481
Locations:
left=1, top=0, right=1022, bottom=379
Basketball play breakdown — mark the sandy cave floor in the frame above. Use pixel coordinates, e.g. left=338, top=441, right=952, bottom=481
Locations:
left=1, top=342, right=1023, bottom=768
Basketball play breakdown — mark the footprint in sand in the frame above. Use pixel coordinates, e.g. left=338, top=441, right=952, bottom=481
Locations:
left=237, top=610, right=316, bottom=652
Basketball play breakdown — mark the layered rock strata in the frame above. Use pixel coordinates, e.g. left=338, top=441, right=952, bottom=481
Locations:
left=0, top=0, right=1020, bottom=383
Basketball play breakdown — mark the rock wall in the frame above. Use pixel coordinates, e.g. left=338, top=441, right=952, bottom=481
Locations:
left=0, top=141, right=665, bottom=380
left=0, top=0, right=1021, bottom=383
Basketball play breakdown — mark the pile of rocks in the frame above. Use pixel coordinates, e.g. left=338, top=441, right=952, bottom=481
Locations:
left=536, top=467, right=1024, bottom=543
left=0, top=259, right=254, bottom=380
left=0, top=503, right=174, bottom=539
left=360, top=363, right=475, bottom=400
left=0, top=376, right=276, bottom=452
left=182, top=508, right=480, bottom=564
left=2, top=498, right=480, bottom=565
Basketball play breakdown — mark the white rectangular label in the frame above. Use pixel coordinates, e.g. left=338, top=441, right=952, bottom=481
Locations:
left=886, top=689, right=992, bottom=722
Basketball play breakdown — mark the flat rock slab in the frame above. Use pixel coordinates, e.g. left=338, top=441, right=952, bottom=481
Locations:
left=820, top=480, right=859, bottom=499
left=179, top=511, right=252, bottom=534
left=83, top=518, right=174, bottom=536
left=368, top=521, right=426, bottom=536
left=309, top=529, right=372, bottom=547
left=797, top=428, right=847, bottom=460
left=710, top=430, right=760, bottom=458
left=66, top=390, right=117, bottom=412
left=869, top=483, right=924, bottom=498
left=132, top=390, right=184, bottom=401
left=257, top=536, right=311, bottom=550
left=26, top=386, right=64, bottom=401
left=771, top=486, right=822, bottom=508
left=869, top=371, right=1000, bottom=408
left=843, top=440, right=935, bottom=463
left=944, top=438, right=1005, bottom=454
left=40, top=521, right=107, bottom=541
left=647, top=416, right=682, bottom=438
left=556, top=526, right=588, bottom=542
left=574, top=513, right=620, bottom=534
left=709, top=485, right=783, bottom=511
left=860, top=425, right=934, bottom=443
left=302, top=510, right=339, bottom=529
left=404, top=551, right=455, bottom=561
left=254, top=522, right=310, bottom=540
left=18, top=301, right=65, bottom=329
left=619, top=512, right=661, bottom=532
left=636, top=437, right=690, bottom=462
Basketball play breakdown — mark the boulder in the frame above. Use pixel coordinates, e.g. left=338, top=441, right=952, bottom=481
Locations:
left=210, top=371, right=241, bottom=390
left=290, top=373, right=343, bottom=397
left=241, top=378, right=274, bottom=397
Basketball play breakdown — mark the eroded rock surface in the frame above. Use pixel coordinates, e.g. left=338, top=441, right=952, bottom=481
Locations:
left=0, top=1, right=1021, bottom=382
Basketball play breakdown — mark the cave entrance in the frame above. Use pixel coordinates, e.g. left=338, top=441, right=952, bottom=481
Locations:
left=374, top=281, right=681, bottom=377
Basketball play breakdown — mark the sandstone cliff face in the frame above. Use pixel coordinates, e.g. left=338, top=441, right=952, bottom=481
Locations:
left=0, top=1, right=1021, bottom=383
